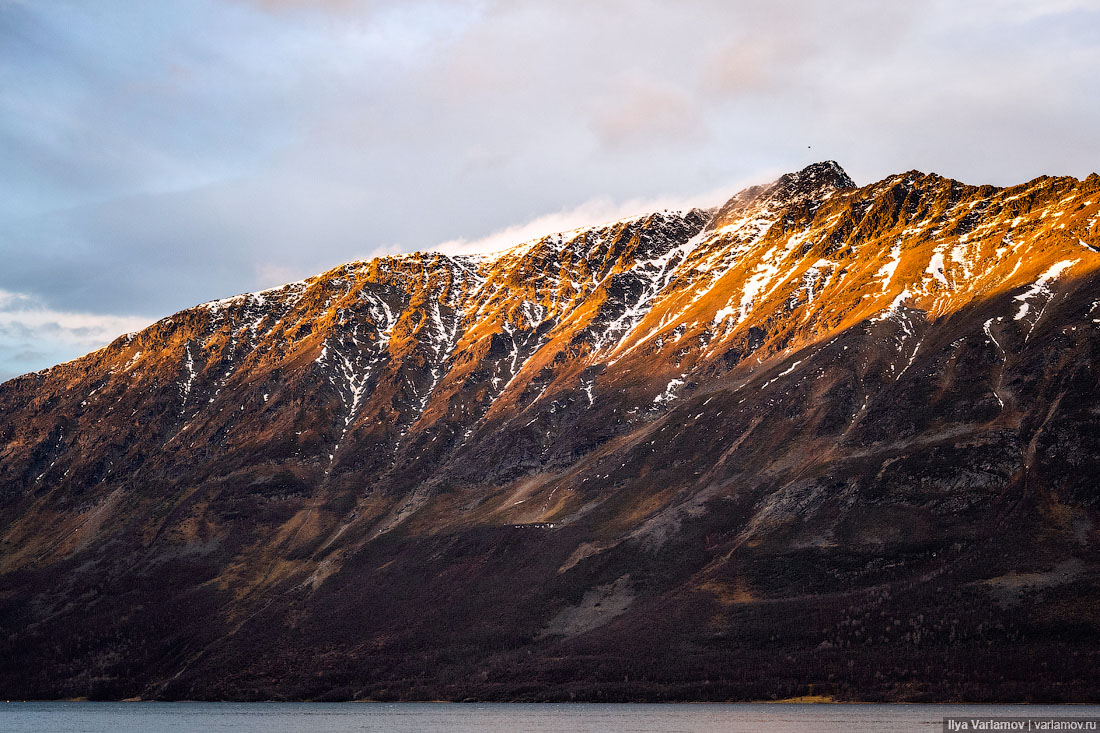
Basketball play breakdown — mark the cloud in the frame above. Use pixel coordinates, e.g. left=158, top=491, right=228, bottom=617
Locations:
left=232, top=0, right=382, bottom=13
left=589, top=79, right=709, bottom=149
left=0, top=307, right=151, bottom=342
left=948, top=0, right=1100, bottom=23
left=1, top=0, right=1099, bottom=377
left=0, top=288, right=152, bottom=380
left=432, top=180, right=766, bottom=257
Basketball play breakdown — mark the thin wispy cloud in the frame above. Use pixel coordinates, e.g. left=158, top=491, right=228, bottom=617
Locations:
left=434, top=198, right=703, bottom=258
left=0, top=288, right=152, bottom=381
left=433, top=179, right=773, bottom=258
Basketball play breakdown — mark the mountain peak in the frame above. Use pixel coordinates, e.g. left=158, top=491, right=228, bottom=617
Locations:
left=708, top=160, right=854, bottom=231
left=784, top=159, right=855, bottom=189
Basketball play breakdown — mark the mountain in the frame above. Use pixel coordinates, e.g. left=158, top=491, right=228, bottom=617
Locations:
left=2, top=161, right=1100, bottom=702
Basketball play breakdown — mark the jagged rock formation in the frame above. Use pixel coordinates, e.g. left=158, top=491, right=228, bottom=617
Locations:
left=2, top=162, right=1100, bottom=701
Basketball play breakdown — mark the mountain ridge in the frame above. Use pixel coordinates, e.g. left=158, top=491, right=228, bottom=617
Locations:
left=12, top=160, right=1095, bottom=384
left=2, top=161, right=1100, bottom=702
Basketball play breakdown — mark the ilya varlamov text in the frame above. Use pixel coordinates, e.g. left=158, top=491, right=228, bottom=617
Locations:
left=944, top=719, right=1100, bottom=732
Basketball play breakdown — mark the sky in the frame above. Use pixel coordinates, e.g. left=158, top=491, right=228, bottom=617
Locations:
left=1, top=0, right=1099, bottom=379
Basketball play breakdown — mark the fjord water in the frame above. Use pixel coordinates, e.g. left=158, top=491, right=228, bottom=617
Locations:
left=4, top=702, right=1100, bottom=732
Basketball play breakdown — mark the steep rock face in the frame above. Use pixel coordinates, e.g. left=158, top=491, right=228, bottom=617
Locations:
left=2, top=162, right=1100, bottom=701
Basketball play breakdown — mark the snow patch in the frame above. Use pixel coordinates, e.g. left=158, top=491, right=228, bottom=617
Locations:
left=179, top=345, right=196, bottom=405
left=1013, top=260, right=1078, bottom=321
left=713, top=305, right=736, bottom=325
left=872, top=289, right=912, bottom=324
left=875, top=243, right=902, bottom=293
left=761, top=360, right=802, bottom=389
left=926, top=251, right=949, bottom=287
left=653, top=377, right=685, bottom=406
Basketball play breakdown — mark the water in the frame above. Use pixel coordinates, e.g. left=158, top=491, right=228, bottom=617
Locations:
left=1, top=701, right=1098, bottom=732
